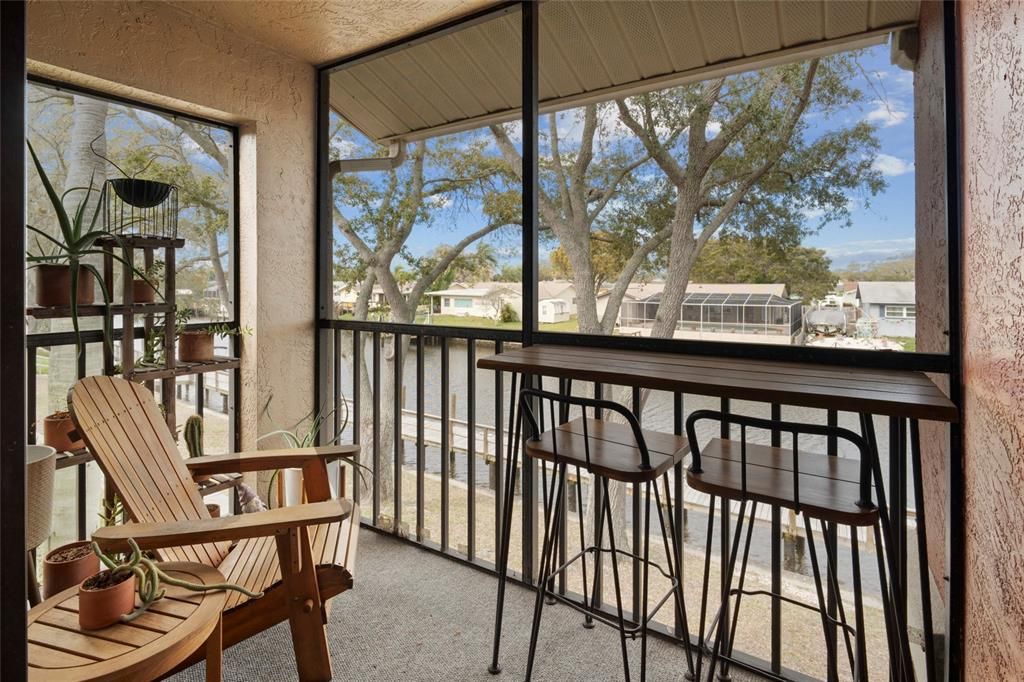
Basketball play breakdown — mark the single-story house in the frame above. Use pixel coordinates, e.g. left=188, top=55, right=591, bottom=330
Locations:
left=538, top=298, right=570, bottom=323
left=856, top=281, right=916, bottom=337
left=426, top=284, right=521, bottom=319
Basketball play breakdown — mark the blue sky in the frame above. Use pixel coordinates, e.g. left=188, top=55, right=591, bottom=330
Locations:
left=333, top=40, right=916, bottom=273
left=801, top=44, right=916, bottom=267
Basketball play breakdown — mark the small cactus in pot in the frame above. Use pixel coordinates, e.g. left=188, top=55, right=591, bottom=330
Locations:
left=183, top=414, right=204, bottom=458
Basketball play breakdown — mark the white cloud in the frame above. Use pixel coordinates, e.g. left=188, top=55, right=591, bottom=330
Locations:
left=823, top=238, right=915, bottom=266
left=864, top=100, right=908, bottom=127
left=706, top=121, right=722, bottom=137
left=872, top=153, right=915, bottom=177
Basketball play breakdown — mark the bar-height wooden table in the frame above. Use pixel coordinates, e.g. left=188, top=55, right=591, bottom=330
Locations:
left=480, top=344, right=957, bottom=679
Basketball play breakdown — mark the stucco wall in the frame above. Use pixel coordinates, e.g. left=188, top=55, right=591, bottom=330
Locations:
left=959, top=1, right=1024, bottom=678
left=26, top=0, right=318, bottom=449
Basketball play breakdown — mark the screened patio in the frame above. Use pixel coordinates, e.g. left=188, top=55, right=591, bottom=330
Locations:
left=3, top=2, right=1022, bottom=682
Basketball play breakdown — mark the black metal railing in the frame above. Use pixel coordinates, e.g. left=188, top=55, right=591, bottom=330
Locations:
left=320, top=317, right=930, bottom=682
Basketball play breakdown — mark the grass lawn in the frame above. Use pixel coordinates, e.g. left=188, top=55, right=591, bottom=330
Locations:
left=890, top=336, right=916, bottom=352
left=415, top=313, right=579, bottom=332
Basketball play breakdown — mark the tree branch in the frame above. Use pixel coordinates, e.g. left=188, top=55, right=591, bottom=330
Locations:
left=407, top=220, right=521, bottom=307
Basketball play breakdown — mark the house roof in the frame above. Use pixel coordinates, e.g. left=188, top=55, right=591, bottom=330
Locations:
left=687, top=282, right=788, bottom=297
left=603, top=281, right=788, bottom=301
left=329, top=0, right=920, bottom=143
left=856, top=281, right=915, bottom=305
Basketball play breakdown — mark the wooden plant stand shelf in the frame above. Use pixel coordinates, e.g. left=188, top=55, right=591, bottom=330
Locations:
left=26, top=302, right=174, bottom=319
left=129, top=356, right=240, bottom=382
left=27, top=562, right=226, bottom=682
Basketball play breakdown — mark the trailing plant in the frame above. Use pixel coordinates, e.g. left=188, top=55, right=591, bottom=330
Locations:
left=183, top=415, right=204, bottom=458
left=25, top=141, right=140, bottom=358
left=175, top=307, right=252, bottom=338
left=92, top=538, right=262, bottom=622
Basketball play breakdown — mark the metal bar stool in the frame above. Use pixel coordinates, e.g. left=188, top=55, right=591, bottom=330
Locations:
left=518, top=388, right=694, bottom=682
left=685, top=410, right=913, bottom=682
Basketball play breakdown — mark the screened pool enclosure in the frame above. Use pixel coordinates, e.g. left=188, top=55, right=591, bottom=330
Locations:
left=620, top=292, right=804, bottom=339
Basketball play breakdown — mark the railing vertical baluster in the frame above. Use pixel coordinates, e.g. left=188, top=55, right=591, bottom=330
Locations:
left=826, top=408, right=839, bottom=682
left=196, top=373, right=205, bottom=416
left=393, top=333, right=403, bottom=535
left=78, top=341, right=89, bottom=541
left=770, top=402, right=782, bottom=675
left=493, top=340, right=504, bottom=559
left=593, top=381, right=603, bottom=611
left=467, top=338, right=476, bottom=560
left=556, top=377, right=568, bottom=595
left=352, top=330, right=361, bottom=508
left=332, top=330, right=342, bottom=496
left=632, top=385, right=642, bottom=619
left=416, top=335, right=425, bottom=542
left=718, top=396, right=732, bottom=670
left=372, top=330, right=381, bottom=526
left=334, top=328, right=342, bottom=461
left=673, top=391, right=684, bottom=639
left=889, top=415, right=906, bottom=631
left=441, top=337, right=450, bottom=552
left=27, top=348, right=36, bottom=444
left=522, top=374, right=536, bottom=583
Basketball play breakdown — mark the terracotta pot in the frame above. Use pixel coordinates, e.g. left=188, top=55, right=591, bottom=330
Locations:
left=206, top=503, right=221, bottom=518
left=78, top=570, right=136, bottom=630
left=132, top=279, right=157, bottom=303
left=179, top=331, right=215, bottom=362
left=43, top=412, right=84, bottom=453
left=34, top=264, right=96, bottom=307
left=43, top=541, right=100, bottom=599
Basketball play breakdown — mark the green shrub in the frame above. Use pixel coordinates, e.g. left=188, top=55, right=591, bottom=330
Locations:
left=498, top=303, right=519, bottom=324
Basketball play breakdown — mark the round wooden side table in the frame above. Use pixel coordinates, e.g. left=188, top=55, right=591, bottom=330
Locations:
left=27, top=561, right=227, bottom=682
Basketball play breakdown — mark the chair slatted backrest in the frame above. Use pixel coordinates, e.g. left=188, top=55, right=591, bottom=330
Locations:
left=69, top=376, right=231, bottom=566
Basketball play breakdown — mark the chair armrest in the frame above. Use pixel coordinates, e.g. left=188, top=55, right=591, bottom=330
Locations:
left=184, top=445, right=359, bottom=477
left=92, top=499, right=352, bottom=553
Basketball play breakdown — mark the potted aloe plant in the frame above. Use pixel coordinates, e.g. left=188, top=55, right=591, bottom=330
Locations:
left=25, top=141, right=137, bottom=359
left=258, top=394, right=362, bottom=508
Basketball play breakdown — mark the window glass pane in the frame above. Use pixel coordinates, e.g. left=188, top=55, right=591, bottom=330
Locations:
left=535, top=21, right=937, bottom=353
left=25, top=83, right=239, bottom=545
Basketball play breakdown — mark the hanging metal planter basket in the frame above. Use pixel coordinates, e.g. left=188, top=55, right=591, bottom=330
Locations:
left=108, top=178, right=173, bottom=209
left=103, top=178, right=178, bottom=239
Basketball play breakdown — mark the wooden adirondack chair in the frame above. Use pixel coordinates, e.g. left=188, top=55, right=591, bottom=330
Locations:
left=68, top=375, right=360, bottom=681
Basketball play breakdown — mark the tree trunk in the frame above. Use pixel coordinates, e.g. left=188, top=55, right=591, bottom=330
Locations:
left=47, top=97, right=108, bottom=412
left=206, top=231, right=230, bottom=317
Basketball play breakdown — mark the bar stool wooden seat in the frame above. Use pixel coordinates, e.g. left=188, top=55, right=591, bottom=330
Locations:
left=519, top=388, right=693, bottom=682
left=685, top=410, right=912, bottom=682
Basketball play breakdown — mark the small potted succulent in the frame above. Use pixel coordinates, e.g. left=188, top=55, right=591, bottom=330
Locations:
left=132, top=261, right=163, bottom=304
left=41, top=409, right=84, bottom=453
left=42, top=541, right=100, bottom=599
left=79, top=539, right=261, bottom=630
left=182, top=415, right=221, bottom=516
left=78, top=564, right=137, bottom=630
left=176, top=307, right=251, bottom=363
